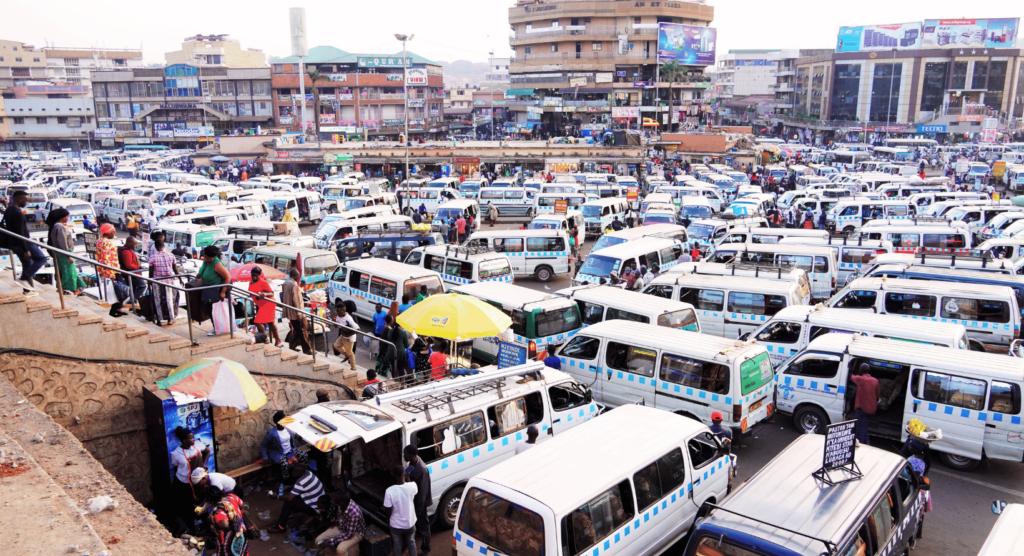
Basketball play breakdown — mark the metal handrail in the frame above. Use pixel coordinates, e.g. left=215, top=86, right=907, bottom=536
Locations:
left=0, top=225, right=395, bottom=366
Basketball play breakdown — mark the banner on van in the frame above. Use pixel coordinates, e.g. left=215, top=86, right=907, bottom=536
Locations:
left=739, top=353, right=773, bottom=395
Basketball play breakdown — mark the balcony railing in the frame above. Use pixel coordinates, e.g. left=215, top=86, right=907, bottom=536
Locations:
left=513, top=25, right=660, bottom=41
left=518, top=50, right=654, bottom=62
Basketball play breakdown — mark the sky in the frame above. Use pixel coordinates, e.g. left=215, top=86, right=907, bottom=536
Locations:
left=1, top=0, right=1021, bottom=65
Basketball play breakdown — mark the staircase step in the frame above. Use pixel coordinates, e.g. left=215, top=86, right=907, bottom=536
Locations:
left=77, top=314, right=104, bottom=326
left=125, top=328, right=150, bottom=339
left=148, top=332, right=170, bottom=344
left=192, top=337, right=247, bottom=355
left=312, top=362, right=331, bottom=372
left=296, top=355, right=315, bottom=367
left=0, top=294, right=27, bottom=306
left=25, top=301, right=54, bottom=313
left=280, top=350, right=299, bottom=362
left=102, top=321, right=127, bottom=332
left=52, top=308, right=79, bottom=319
left=262, top=347, right=282, bottom=357
left=168, top=338, right=194, bottom=350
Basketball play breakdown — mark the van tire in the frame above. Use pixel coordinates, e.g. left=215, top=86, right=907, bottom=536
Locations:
left=939, top=451, right=982, bottom=472
left=437, top=485, right=465, bottom=529
left=793, top=406, right=829, bottom=434
left=675, top=411, right=701, bottom=423
left=535, top=266, right=554, bottom=282
left=968, top=340, right=987, bottom=352
left=118, top=218, right=125, bottom=232
left=328, top=205, right=337, bottom=214
left=842, top=226, right=856, bottom=237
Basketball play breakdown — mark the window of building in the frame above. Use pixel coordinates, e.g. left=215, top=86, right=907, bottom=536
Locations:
left=551, top=44, right=558, bottom=52
left=524, top=46, right=532, bottom=55
left=951, top=61, right=968, bottom=89
left=252, top=80, right=271, bottom=95
left=830, top=64, right=860, bottom=120
left=592, top=42, right=602, bottom=51
left=868, top=63, right=902, bottom=122
left=986, top=61, right=1008, bottom=111
left=15, top=57, right=22, bottom=62
left=12, top=117, right=24, bottom=125
left=920, top=62, right=948, bottom=112
left=11, top=67, right=29, bottom=77
left=57, top=117, right=68, bottom=124
left=36, top=117, right=48, bottom=124
left=33, top=57, right=40, bottom=62
left=971, top=61, right=988, bottom=91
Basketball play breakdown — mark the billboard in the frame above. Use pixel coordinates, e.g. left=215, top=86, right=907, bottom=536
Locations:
left=836, top=22, right=922, bottom=52
left=657, top=23, right=717, bottom=66
left=921, top=19, right=1019, bottom=49
left=406, top=68, right=427, bottom=86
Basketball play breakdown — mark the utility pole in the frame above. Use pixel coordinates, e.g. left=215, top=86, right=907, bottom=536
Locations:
left=396, top=33, right=414, bottom=211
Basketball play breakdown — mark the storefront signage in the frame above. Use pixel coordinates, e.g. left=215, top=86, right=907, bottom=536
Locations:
left=279, top=116, right=295, bottom=124
left=633, top=81, right=653, bottom=88
left=93, top=128, right=117, bottom=138
left=612, top=106, right=640, bottom=118
left=325, top=153, right=354, bottom=164
left=586, top=107, right=607, bottom=113
left=569, top=77, right=588, bottom=87
left=453, top=158, right=480, bottom=164
left=406, top=68, right=428, bottom=86
left=917, top=124, right=946, bottom=133
left=327, top=74, right=348, bottom=82
left=276, top=151, right=291, bottom=159
left=160, top=102, right=200, bottom=109
left=958, top=115, right=984, bottom=122
left=357, top=57, right=413, bottom=68
left=154, top=130, right=175, bottom=138
left=409, top=98, right=426, bottom=108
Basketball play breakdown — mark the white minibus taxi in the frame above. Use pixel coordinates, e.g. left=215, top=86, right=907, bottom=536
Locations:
left=666, top=261, right=812, bottom=303
left=776, top=334, right=1024, bottom=471
left=478, top=187, right=535, bottom=217
left=716, top=226, right=828, bottom=246
left=404, top=244, right=513, bottom=287
left=555, top=285, right=699, bottom=331
left=452, top=281, right=583, bottom=363
left=454, top=405, right=731, bottom=556
left=707, top=243, right=838, bottom=301
left=686, top=216, right=768, bottom=249
left=589, top=224, right=687, bottom=253
left=267, top=190, right=323, bottom=224
left=466, top=229, right=572, bottom=282
left=827, top=199, right=917, bottom=235
left=777, top=236, right=895, bottom=285
left=313, top=215, right=413, bottom=249
left=534, top=192, right=591, bottom=215
left=527, top=210, right=585, bottom=237
left=431, top=199, right=480, bottom=230
left=829, top=277, right=1021, bottom=352
left=580, top=197, right=629, bottom=236
left=858, top=223, right=972, bottom=255
left=573, top=237, right=687, bottom=286
left=643, top=274, right=808, bottom=339
left=327, top=258, right=445, bottom=318
left=744, top=304, right=972, bottom=366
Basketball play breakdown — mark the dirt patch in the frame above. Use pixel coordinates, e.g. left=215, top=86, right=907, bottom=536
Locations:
left=0, top=460, right=30, bottom=477
left=0, top=377, right=190, bottom=556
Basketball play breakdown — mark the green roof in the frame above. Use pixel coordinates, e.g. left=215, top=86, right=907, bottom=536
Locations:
left=273, top=45, right=437, bottom=66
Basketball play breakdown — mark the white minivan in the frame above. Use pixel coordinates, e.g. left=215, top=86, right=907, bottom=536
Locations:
left=404, top=244, right=514, bottom=287
left=573, top=237, right=687, bottom=286
left=557, top=319, right=774, bottom=432
left=775, top=334, right=1024, bottom=471
left=466, top=229, right=572, bottom=282
left=555, top=285, right=700, bottom=331
left=454, top=405, right=731, bottom=556
left=327, top=258, right=446, bottom=318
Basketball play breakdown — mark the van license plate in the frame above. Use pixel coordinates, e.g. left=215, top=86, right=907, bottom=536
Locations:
left=749, top=398, right=764, bottom=412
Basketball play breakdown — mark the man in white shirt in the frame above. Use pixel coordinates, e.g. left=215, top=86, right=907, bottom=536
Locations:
left=190, top=467, right=239, bottom=498
left=383, top=465, right=418, bottom=556
left=332, top=302, right=359, bottom=371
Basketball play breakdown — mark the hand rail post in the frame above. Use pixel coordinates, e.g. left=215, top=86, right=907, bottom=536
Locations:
left=8, top=249, right=17, bottom=281
left=54, top=255, right=65, bottom=311
left=185, top=286, right=195, bottom=346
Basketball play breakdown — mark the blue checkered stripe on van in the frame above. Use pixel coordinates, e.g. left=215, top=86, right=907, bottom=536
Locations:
left=763, top=344, right=798, bottom=356
left=515, top=329, right=580, bottom=348
left=505, top=251, right=568, bottom=258
left=775, top=374, right=846, bottom=395
left=694, top=309, right=769, bottom=324
left=911, top=400, right=1020, bottom=424
left=453, top=457, right=729, bottom=556
left=425, top=404, right=598, bottom=478
left=443, top=273, right=514, bottom=285
left=897, top=314, right=1017, bottom=332
left=331, top=284, right=393, bottom=307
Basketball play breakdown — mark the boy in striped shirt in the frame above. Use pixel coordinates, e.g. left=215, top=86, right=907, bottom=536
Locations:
left=272, top=459, right=324, bottom=532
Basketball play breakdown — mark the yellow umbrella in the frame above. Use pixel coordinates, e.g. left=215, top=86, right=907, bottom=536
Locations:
left=396, top=293, right=511, bottom=340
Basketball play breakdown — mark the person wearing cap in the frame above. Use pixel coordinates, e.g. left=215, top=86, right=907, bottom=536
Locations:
left=709, top=411, right=732, bottom=451
left=191, top=467, right=240, bottom=500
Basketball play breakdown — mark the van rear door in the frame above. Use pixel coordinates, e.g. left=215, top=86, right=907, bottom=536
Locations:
left=908, top=367, right=985, bottom=461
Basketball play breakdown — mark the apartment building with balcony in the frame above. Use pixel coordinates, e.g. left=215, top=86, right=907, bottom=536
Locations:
left=44, top=47, right=144, bottom=87
left=271, top=46, right=445, bottom=139
left=0, top=82, right=96, bottom=150
left=0, top=40, right=47, bottom=90
left=165, top=34, right=267, bottom=68
left=486, top=56, right=511, bottom=84
left=507, top=0, right=715, bottom=134
left=713, top=50, right=779, bottom=97
left=91, top=65, right=273, bottom=147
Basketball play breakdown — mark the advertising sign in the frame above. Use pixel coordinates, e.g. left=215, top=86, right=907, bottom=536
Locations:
left=93, top=128, right=117, bottom=138
left=406, top=68, right=428, bottom=86
left=626, top=187, right=639, bottom=202
left=657, top=23, right=717, bottom=66
left=408, top=98, right=426, bottom=108
left=497, top=342, right=527, bottom=369
left=569, top=77, right=588, bottom=88
left=822, top=421, right=857, bottom=470
left=357, top=56, right=412, bottom=68
left=554, top=199, right=568, bottom=215
left=836, top=22, right=922, bottom=52
left=917, top=124, right=947, bottom=133
left=921, top=19, right=1019, bottom=49
left=612, top=106, right=640, bottom=118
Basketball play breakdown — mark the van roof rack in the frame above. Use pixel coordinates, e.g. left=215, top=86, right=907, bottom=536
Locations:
left=439, top=243, right=497, bottom=259
left=381, top=362, right=545, bottom=420
left=916, top=251, right=1012, bottom=269
left=723, top=261, right=799, bottom=279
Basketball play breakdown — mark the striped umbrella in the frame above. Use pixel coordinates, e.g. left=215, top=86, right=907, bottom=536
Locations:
left=156, top=357, right=267, bottom=411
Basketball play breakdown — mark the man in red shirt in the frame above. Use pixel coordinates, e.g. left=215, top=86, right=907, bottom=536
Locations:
left=429, top=349, right=449, bottom=380
left=455, top=214, right=467, bottom=244
left=849, top=363, right=879, bottom=445
left=117, top=237, right=147, bottom=310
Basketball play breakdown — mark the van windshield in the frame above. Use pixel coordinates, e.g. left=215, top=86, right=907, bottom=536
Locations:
left=435, top=207, right=468, bottom=220
left=681, top=206, right=713, bottom=219
left=404, top=276, right=444, bottom=299
left=658, top=309, right=699, bottom=331
left=479, top=259, right=512, bottom=279
left=344, top=199, right=369, bottom=210
left=581, top=205, right=604, bottom=218
left=644, top=214, right=675, bottom=225
left=460, top=183, right=481, bottom=192
left=528, top=219, right=562, bottom=230
left=578, top=254, right=620, bottom=278
left=536, top=306, right=581, bottom=337
left=303, top=255, right=338, bottom=277
left=687, top=223, right=716, bottom=240
left=590, top=236, right=626, bottom=252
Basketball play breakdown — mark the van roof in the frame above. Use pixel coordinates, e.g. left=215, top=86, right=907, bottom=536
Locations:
left=415, top=244, right=509, bottom=262
left=701, top=434, right=905, bottom=556
left=810, top=334, right=1024, bottom=379
left=472, top=405, right=710, bottom=516
left=599, top=223, right=685, bottom=241
left=767, top=305, right=966, bottom=341
left=452, top=282, right=576, bottom=311
left=875, top=264, right=1024, bottom=284
left=578, top=320, right=765, bottom=362
left=588, top=237, right=683, bottom=257
left=469, top=229, right=569, bottom=239
left=845, top=276, right=1016, bottom=298
left=649, top=273, right=801, bottom=294
left=715, top=243, right=836, bottom=257
left=559, top=285, right=696, bottom=313
left=342, top=257, right=442, bottom=278
left=250, top=245, right=336, bottom=258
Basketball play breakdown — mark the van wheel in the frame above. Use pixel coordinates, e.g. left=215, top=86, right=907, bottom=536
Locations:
left=939, top=452, right=981, bottom=472
left=535, top=266, right=554, bottom=282
left=794, top=406, right=829, bottom=434
left=328, top=205, right=337, bottom=214
left=437, top=486, right=464, bottom=529
left=842, top=226, right=856, bottom=237
left=118, top=219, right=125, bottom=232
left=968, top=340, right=987, bottom=352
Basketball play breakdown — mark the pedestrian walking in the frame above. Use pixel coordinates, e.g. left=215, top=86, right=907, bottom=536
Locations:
left=283, top=268, right=312, bottom=354
left=2, top=190, right=46, bottom=295
left=383, top=465, right=418, bottom=556
left=849, top=363, right=879, bottom=445
left=148, top=236, right=181, bottom=325
left=332, top=301, right=359, bottom=371
left=45, top=208, right=85, bottom=295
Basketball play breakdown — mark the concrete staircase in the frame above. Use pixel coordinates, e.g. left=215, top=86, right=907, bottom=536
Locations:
left=0, top=274, right=366, bottom=389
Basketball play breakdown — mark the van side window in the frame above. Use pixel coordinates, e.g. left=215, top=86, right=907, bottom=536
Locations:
left=755, top=322, right=802, bottom=343
left=605, top=307, right=650, bottom=324
left=255, top=253, right=275, bottom=266
left=864, top=489, right=896, bottom=554
left=679, top=288, right=724, bottom=311
left=916, top=370, right=986, bottom=410
left=940, top=297, right=1009, bottom=323
left=659, top=246, right=681, bottom=264
left=989, top=381, right=1021, bottom=414
left=887, top=233, right=920, bottom=248
left=486, top=393, right=543, bottom=438
left=425, top=254, right=445, bottom=273
left=369, top=276, right=397, bottom=300
left=348, top=271, right=367, bottom=291
left=687, top=432, right=720, bottom=468
left=660, top=353, right=729, bottom=394
left=560, top=335, right=600, bottom=360
left=842, top=248, right=877, bottom=265
left=784, top=352, right=841, bottom=379
left=632, top=448, right=687, bottom=511
left=834, top=289, right=878, bottom=309
left=527, top=237, right=565, bottom=252
left=561, top=480, right=635, bottom=556
left=510, top=310, right=527, bottom=337
left=577, top=301, right=605, bottom=326
left=549, top=384, right=588, bottom=411
left=644, top=285, right=674, bottom=299
left=728, top=292, right=786, bottom=316
left=330, top=267, right=346, bottom=282
left=809, top=325, right=855, bottom=341
left=605, top=342, right=656, bottom=378
left=884, top=293, right=935, bottom=317
left=405, top=251, right=423, bottom=266
left=494, top=238, right=524, bottom=253
left=897, top=465, right=916, bottom=507
left=427, top=411, right=487, bottom=461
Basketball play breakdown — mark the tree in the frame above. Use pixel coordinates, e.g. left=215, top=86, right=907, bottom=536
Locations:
left=660, top=60, right=686, bottom=132
left=307, top=68, right=330, bottom=136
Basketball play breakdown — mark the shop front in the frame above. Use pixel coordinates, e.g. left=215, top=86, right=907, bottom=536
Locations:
left=545, top=157, right=581, bottom=174
left=452, top=157, right=481, bottom=176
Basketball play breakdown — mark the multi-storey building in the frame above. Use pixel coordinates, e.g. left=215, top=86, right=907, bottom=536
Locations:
left=486, top=56, right=511, bottom=84
left=43, top=47, right=144, bottom=87
left=713, top=50, right=780, bottom=97
left=165, top=34, right=267, bottom=68
left=0, top=40, right=47, bottom=90
left=271, top=46, right=445, bottom=139
left=0, top=81, right=95, bottom=150
left=91, top=65, right=273, bottom=147
left=507, top=0, right=716, bottom=134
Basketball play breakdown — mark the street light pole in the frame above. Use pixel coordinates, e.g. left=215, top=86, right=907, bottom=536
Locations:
left=885, top=47, right=896, bottom=142
left=396, top=33, right=413, bottom=212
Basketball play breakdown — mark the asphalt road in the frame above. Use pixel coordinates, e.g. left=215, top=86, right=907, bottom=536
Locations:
left=282, top=218, right=1019, bottom=556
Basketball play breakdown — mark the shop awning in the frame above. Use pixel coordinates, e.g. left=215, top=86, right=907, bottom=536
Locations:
left=445, top=107, right=474, bottom=116
left=559, top=88, right=612, bottom=94
left=506, top=88, right=535, bottom=96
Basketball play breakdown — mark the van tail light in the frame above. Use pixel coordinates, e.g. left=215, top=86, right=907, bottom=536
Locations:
left=452, top=537, right=458, bottom=556
left=832, top=276, right=836, bottom=289
left=733, top=404, right=742, bottom=422
left=528, top=340, right=537, bottom=360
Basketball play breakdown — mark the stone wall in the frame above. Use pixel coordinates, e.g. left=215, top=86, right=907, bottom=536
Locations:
left=0, top=353, right=351, bottom=505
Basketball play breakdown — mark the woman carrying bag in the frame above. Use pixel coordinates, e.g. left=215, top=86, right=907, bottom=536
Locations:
left=45, top=208, right=85, bottom=295
left=196, top=245, right=232, bottom=336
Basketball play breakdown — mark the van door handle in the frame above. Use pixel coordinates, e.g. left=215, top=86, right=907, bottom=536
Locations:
left=693, top=478, right=701, bottom=486
left=986, top=424, right=997, bottom=429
